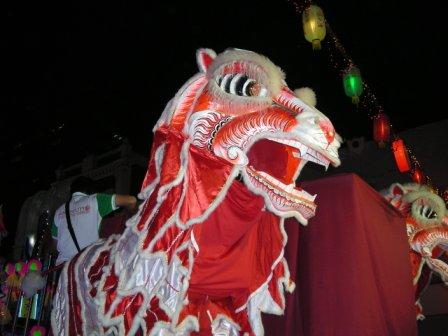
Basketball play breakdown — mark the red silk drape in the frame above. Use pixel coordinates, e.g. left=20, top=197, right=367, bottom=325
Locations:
left=264, top=173, right=417, bottom=336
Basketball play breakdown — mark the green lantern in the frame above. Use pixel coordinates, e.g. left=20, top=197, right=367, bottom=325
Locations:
left=302, top=5, right=326, bottom=50
left=343, top=66, right=363, bottom=104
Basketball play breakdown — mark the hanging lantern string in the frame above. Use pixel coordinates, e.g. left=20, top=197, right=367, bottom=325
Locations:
left=388, top=120, right=437, bottom=189
left=328, top=20, right=439, bottom=188
left=288, top=0, right=438, bottom=190
left=326, top=24, right=384, bottom=118
left=287, top=0, right=313, bottom=14
left=360, top=82, right=384, bottom=119
left=325, top=24, right=354, bottom=73
left=407, top=146, right=436, bottom=192
left=326, top=32, right=386, bottom=119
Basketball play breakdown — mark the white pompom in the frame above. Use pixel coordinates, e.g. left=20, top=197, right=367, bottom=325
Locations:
left=294, top=87, right=317, bottom=107
left=21, top=271, right=46, bottom=298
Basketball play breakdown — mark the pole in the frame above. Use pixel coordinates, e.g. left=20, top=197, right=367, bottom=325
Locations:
left=11, top=291, right=23, bottom=335
left=22, top=293, right=34, bottom=336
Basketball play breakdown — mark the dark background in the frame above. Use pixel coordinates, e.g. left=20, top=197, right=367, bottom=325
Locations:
left=1, top=1, right=446, bottom=252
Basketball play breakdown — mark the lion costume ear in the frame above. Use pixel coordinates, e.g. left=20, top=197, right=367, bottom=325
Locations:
left=196, top=48, right=216, bottom=73
left=391, top=183, right=406, bottom=196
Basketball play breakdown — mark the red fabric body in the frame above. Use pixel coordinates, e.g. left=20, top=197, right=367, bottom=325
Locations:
left=264, top=173, right=417, bottom=336
left=189, top=181, right=282, bottom=301
left=185, top=181, right=286, bottom=334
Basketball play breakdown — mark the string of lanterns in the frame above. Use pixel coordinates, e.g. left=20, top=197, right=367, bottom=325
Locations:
left=297, top=1, right=437, bottom=191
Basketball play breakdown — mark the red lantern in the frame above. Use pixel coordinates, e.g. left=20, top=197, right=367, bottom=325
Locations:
left=411, top=166, right=425, bottom=184
left=392, top=139, right=411, bottom=173
left=373, top=113, right=390, bottom=147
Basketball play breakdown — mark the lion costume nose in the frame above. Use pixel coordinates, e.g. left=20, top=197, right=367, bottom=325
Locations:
left=318, top=119, right=336, bottom=144
left=275, top=87, right=337, bottom=146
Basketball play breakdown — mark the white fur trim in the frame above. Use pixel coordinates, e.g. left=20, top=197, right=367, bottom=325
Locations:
left=413, top=258, right=425, bottom=285
left=196, top=48, right=217, bottom=73
left=211, top=314, right=241, bottom=335
left=208, top=49, right=285, bottom=96
left=294, top=87, right=316, bottom=107
left=190, top=231, right=199, bottom=253
left=416, top=300, right=425, bottom=320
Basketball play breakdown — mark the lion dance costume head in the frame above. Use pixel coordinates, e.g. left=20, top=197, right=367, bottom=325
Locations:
left=51, top=48, right=341, bottom=335
left=383, top=183, right=448, bottom=320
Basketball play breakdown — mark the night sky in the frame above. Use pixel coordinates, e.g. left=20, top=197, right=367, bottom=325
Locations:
left=1, top=1, right=446, bottom=249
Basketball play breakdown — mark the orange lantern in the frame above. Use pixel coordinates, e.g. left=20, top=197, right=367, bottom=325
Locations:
left=411, top=166, right=425, bottom=184
left=392, top=139, right=411, bottom=173
left=373, top=113, right=390, bottom=147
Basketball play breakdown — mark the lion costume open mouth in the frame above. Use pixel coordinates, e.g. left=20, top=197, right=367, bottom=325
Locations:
left=245, top=137, right=331, bottom=222
left=193, top=83, right=341, bottom=224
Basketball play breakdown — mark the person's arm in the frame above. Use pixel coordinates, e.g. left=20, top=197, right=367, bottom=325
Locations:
left=114, top=195, right=138, bottom=213
left=96, top=193, right=138, bottom=219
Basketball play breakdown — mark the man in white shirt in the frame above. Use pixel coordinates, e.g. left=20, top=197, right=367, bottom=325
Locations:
left=51, top=176, right=137, bottom=265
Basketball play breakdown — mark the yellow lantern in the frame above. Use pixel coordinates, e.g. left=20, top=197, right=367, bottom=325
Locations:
left=302, top=5, right=326, bottom=50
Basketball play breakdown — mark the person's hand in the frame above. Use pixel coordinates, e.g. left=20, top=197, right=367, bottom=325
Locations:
left=129, top=196, right=139, bottom=214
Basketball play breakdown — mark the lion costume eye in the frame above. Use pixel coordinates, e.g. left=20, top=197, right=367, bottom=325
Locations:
left=411, top=197, right=441, bottom=225
left=417, top=203, right=438, bottom=219
left=216, top=74, right=268, bottom=97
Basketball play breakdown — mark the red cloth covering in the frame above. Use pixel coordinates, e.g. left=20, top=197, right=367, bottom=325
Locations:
left=189, top=181, right=282, bottom=303
left=264, top=173, right=417, bottom=336
left=184, top=181, right=289, bottom=334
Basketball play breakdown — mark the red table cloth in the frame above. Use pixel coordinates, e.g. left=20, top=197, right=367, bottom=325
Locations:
left=264, top=173, right=417, bottom=336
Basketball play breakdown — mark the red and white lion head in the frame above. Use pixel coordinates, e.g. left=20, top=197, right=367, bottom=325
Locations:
left=383, top=182, right=448, bottom=319
left=143, top=48, right=341, bottom=227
